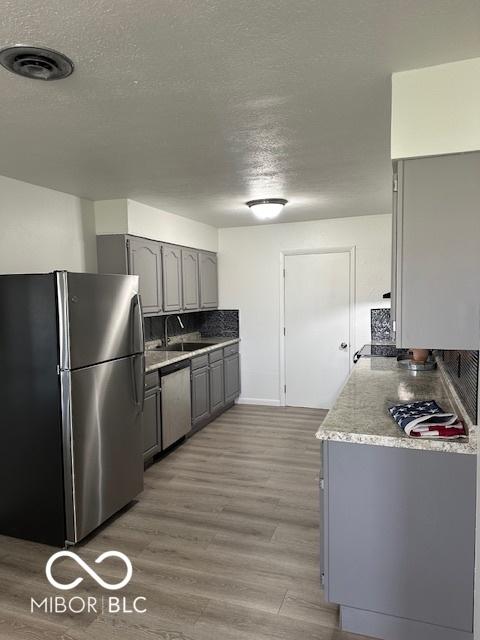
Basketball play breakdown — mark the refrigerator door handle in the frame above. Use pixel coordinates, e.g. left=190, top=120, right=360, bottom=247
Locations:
left=132, top=293, right=145, bottom=355
left=132, top=353, right=146, bottom=413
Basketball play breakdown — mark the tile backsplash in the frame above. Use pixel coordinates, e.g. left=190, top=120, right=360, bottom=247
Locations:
left=439, top=350, right=479, bottom=424
left=199, top=310, right=239, bottom=338
left=144, top=309, right=239, bottom=342
left=371, top=308, right=392, bottom=342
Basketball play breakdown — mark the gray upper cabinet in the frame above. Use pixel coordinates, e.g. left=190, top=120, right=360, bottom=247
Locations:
left=182, top=249, right=200, bottom=310
left=127, top=237, right=163, bottom=315
left=162, top=244, right=182, bottom=312
left=97, top=235, right=163, bottom=315
left=392, top=151, right=480, bottom=350
left=97, top=234, right=218, bottom=316
left=199, top=252, right=218, bottom=309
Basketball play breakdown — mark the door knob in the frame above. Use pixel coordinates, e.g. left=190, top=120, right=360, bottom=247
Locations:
left=340, top=342, right=348, bottom=350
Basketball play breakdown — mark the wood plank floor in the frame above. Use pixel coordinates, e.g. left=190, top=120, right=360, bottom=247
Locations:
left=0, top=405, right=373, bottom=639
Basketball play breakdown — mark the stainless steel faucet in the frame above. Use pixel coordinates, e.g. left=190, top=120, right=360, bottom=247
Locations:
left=164, top=314, right=185, bottom=348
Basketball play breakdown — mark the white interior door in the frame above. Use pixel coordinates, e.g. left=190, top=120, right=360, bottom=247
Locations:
left=284, top=251, right=351, bottom=409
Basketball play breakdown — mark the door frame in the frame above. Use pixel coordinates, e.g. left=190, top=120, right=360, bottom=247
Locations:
left=279, top=246, right=356, bottom=407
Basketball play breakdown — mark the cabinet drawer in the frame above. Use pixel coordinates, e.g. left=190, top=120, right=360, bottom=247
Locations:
left=223, top=343, right=239, bottom=358
left=191, top=354, right=209, bottom=370
left=144, top=371, right=159, bottom=391
left=208, top=348, right=223, bottom=364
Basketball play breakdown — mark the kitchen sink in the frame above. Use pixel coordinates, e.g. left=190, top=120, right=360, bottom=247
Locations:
left=155, top=342, right=218, bottom=352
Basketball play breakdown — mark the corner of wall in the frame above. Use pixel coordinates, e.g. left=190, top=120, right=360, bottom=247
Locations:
left=79, top=199, right=98, bottom=272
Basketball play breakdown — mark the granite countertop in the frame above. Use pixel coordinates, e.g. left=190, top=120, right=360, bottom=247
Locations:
left=144, top=337, right=240, bottom=373
left=316, top=357, right=477, bottom=454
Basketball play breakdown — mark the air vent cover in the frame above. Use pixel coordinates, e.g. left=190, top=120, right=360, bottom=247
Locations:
left=0, top=45, right=74, bottom=81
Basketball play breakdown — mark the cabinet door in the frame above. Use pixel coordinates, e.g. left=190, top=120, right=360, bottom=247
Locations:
left=209, top=358, right=225, bottom=414
left=191, top=365, right=210, bottom=426
left=162, top=244, right=182, bottom=312
left=224, top=353, right=240, bottom=403
left=325, top=442, right=476, bottom=632
left=182, top=249, right=200, bottom=310
left=127, top=237, right=163, bottom=315
left=142, top=389, right=161, bottom=460
left=199, top=252, right=218, bottom=309
left=396, top=153, right=480, bottom=349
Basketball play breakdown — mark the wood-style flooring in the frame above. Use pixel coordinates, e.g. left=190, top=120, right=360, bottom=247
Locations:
left=0, top=405, right=373, bottom=639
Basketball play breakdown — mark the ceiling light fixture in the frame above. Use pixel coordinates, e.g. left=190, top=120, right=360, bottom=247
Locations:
left=246, top=198, right=288, bottom=220
left=0, top=45, right=74, bottom=81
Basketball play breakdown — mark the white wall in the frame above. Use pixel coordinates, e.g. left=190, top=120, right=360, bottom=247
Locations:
left=127, top=200, right=218, bottom=252
left=95, top=198, right=218, bottom=252
left=0, top=175, right=97, bottom=274
left=391, top=57, right=480, bottom=159
left=218, top=214, right=391, bottom=405
left=94, top=199, right=128, bottom=235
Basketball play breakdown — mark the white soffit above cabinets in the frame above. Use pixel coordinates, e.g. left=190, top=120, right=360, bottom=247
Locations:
left=0, top=0, right=479, bottom=227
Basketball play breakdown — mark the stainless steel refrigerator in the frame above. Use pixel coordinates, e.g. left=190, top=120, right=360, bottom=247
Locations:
left=0, top=271, right=145, bottom=547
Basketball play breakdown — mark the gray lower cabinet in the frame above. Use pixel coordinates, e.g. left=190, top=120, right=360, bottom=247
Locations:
left=323, top=441, right=476, bottom=640
left=191, top=346, right=240, bottom=430
left=182, top=249, right=200, bottom=310
left=319, top=450, right=325, bottom=585
left=142, top=373, right=162, bottom=460
left=392, top=151, right=480, bottom=349
left=162, top=244, right=182, bottom=312
left=224, top=352, right=240, bottom=403
left=199, top=252, right=218, bottom=309
left=191, top=364, right=210, bottom=427
left=209, top=357, right=225, bottom=414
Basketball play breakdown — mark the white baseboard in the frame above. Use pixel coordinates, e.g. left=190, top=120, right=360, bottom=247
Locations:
left=236, top=397, right=281, bottom=406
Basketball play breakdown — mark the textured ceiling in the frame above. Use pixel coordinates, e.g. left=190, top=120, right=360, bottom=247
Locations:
left=0, top=0, right=479, bottom=227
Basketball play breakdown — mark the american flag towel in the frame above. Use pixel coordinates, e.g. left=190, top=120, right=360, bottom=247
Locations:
left=388, top=400, right=467, bottom=439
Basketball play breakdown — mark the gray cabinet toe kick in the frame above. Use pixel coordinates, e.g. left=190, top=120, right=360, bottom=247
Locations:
left=322, top=441, right=475, bottom=640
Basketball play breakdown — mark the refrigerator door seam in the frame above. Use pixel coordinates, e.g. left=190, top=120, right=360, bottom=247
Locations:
left=60, top=370, right=77, bottom=544
left=56, top=272, right=77, bottom=544
left=56, top=271, right=71, bottom=372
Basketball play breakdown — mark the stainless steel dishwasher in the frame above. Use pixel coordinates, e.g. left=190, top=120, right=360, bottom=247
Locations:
left=160, top=360, right=192, bottom=449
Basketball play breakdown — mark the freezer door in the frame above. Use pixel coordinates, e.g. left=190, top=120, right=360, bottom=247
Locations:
left=65, top=355, right=144, bottom=543
left=57, top=272, right=143, bottom=371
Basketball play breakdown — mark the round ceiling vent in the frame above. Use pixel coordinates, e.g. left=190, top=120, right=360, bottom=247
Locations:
left=0, top=45, right=74, bottom=81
